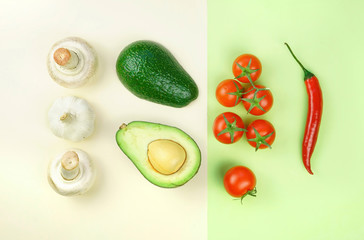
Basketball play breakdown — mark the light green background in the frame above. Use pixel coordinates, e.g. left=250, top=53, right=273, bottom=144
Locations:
left=208, top=0, right=364, bottom=239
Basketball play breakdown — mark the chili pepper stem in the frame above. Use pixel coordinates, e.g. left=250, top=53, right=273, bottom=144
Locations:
left=284, top=43, right=314, bottom=80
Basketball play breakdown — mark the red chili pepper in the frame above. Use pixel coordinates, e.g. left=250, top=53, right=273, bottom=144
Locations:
left=285, top=43, right=323, bottom=175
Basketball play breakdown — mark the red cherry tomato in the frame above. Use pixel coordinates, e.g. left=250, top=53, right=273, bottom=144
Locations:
left=223, top=166, right=257, bottom=200
left=232, top=54, right=262, bottom=83
left=246, top=119, right=276, bottom=151
left=216, top=79, right=243, bottom=107
left=242, top=84, right=273, bottom=115
left=213, top=112, right=246, bottom=144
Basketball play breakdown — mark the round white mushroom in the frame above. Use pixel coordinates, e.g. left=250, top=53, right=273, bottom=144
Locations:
left=47, top=37, right=97, bottom=88
left=48, top=149, right=95, bottom=196
left=48, top=96, right=95, bottom=142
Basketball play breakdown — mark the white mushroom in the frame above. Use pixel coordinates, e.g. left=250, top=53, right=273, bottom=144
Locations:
left=48, top=149, right=95, bottom=196
left=47, top=37, right=97, bottom=88
left=48, top=96, right=95, bottom=142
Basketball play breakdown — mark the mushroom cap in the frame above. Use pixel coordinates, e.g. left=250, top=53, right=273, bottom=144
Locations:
left=47, top=37, right=97, bottom=88
left=48, top=149, right=95, bottom=196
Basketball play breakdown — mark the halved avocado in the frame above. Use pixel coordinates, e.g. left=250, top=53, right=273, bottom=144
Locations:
left=116, top=121, right=201, bottom=188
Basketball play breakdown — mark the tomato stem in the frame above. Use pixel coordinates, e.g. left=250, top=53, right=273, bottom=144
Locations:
left=248, top=127, right=274, bottom=151
left=240, top=75, right=270, bottom=114
left=247, top=75, right=269, bottom=95
left=217, top=114, right=247, bottom=143
left=234, top=59, right=259, bottom=80
left=242, top=95, right=267, bottom=114
left=227, top=80, right=245, bottom=106
left=235, top=58, right=271, bottom=114
left=236, top=188, right=257, bottom=204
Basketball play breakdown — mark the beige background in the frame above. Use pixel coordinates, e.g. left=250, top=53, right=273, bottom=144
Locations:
left=0, top=0, right=207, bottom=239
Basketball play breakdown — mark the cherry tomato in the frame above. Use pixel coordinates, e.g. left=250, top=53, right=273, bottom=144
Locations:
left=213, top=112, right=246, bottom=144
left=216, top=79, right=243, bottom=107
left=242, top=84, right=273, bottom=115
left=232, top=54, right=262, bottom=83
left=246, top=119, right=276, bottom=151
left=223, top=166, right=257, bottom=200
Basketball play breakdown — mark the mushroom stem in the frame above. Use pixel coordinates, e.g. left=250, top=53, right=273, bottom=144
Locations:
left=53, top=48, right=79, bottom=69
left=60, top=151, right=80, bottom=180
left=60, top=113, right=69, bottom=121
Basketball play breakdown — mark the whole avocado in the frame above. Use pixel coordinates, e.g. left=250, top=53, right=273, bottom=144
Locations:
left=116, top=40, right=198, bottom=108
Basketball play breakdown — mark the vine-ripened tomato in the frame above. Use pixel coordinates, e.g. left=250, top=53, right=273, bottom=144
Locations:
left=246, top=119, right=276, bottom=151
left=232, top=54, right=262, bottom=83
left=242, top=84, right=273, bottom=115
left=213, top=112, right=246, bottom=144
left=216, top=79, right=244, bottom=107
left=223, top=166, right=257, bottom=201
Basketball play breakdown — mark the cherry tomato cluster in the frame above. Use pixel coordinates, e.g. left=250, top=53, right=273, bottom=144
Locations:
left=213, top=54, right=276, bottom=151
left=214, top=54, right=278, bottom=203
left=216, top=54, right=273, bottom=115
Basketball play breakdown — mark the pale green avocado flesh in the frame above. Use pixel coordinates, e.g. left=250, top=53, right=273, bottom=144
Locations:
left=116, top=121, right=201, bottom=188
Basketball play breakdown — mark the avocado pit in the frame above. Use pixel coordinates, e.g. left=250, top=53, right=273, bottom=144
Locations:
left=147, top=139, right=186, bottom=175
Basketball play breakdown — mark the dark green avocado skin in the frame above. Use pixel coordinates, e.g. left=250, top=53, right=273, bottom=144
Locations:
left=116, top=40, right=199, bottom=108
